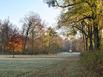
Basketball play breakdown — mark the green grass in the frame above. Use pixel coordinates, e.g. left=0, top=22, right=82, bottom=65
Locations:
left=0, top=55, right=87, bottom=77
left=0, top=58, right=63, bottom=77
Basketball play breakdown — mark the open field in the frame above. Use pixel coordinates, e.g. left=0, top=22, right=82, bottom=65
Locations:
left=0, top=52, right=82, bottom=77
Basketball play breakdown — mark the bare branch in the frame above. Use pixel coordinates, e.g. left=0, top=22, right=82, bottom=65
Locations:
left=55, top=0, right=82, bottom=8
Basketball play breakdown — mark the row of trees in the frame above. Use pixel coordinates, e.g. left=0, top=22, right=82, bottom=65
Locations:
left=45, top=0, right=103, bottom=51
left=21, top=13, right=64, bottom=54
left=0, top=13, right=64, bottom=57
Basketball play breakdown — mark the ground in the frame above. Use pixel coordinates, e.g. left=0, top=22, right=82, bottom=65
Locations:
left=0, top=52, right=83, bottom=77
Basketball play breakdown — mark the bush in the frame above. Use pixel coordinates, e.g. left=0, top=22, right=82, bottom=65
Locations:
left=80, top=50, right=103, bottom=76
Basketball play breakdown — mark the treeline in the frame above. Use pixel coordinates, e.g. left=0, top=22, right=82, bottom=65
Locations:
left=0, top=13, right=63, bottom=56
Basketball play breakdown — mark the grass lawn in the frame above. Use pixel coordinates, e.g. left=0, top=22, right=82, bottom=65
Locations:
left=0, top=53, right=85, bottom=77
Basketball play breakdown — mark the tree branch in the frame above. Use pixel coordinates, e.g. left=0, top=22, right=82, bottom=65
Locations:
left=55, top=0, right=82, bottom=8
left=72, top=25, right=88, bottom=37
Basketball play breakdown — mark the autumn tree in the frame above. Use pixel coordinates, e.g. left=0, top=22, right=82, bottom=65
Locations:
left=45, top=0, right=103, bottom=51
left=8, top=30, right=22, bottom=57
left=47, top=27, right=57, bottom=53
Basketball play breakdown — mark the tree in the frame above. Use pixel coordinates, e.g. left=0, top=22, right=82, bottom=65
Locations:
left=45, top=0, right=103, bottom=51
left=22, top=12, right=43, bottom=54
left=8, top=34, right=21, bottom=57
left=0, top=19, right=14, bottom=54
left=47, top=27, right=57, bottom=53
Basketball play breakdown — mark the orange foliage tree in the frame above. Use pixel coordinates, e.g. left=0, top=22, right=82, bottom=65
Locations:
left=7, top=34, right=23, bottom=56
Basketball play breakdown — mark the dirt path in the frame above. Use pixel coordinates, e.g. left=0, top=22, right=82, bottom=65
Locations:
left=21, top=53, right=81, bottom=77
left=28, top=56, right=81, bottom=77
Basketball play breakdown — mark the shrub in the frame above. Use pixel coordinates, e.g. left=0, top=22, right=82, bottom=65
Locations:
left=80, top=50, right=103, bottom=76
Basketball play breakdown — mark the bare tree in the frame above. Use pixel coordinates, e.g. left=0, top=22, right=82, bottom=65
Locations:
left=0, top=19, right=14, bottom=54
left=22, top=12, right=42, bottom=54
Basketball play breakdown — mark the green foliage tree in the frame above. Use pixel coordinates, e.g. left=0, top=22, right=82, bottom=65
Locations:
left=45, top=0, right=103, bottom=51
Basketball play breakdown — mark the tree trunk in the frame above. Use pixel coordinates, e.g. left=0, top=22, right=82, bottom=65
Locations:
left=93, top=25, right=100, bottom=50
left=92, top=3, right=100, bottom=50
left=85, top=36, right=88, bottom=51
left=82, top=34, right=85, bottom=51
left=31, top=30, right=34, bottom=55
left=12, top=48, right=15, bottom=58
left=88, top=26, right=93, bottom=51
left=23, top=39, right=26, bottom=52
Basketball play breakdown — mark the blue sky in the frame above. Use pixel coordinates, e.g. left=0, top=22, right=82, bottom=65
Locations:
left=0, top=0, right=60, bottom=29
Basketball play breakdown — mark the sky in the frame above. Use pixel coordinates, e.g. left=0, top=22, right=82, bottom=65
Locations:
left=0, top=0, right=61, bottom=29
